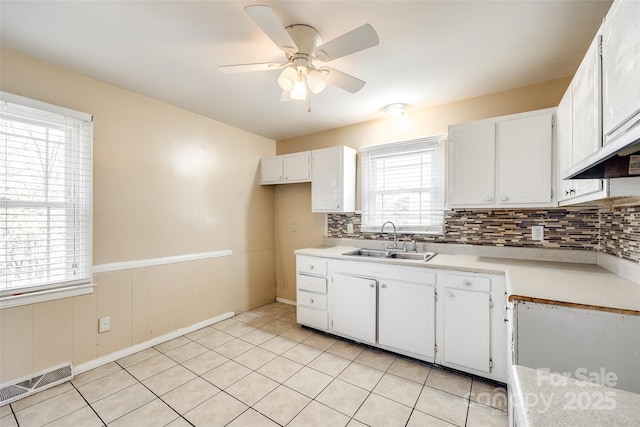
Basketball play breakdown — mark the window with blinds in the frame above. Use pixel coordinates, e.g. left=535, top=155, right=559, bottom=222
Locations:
left=1, top=92, right=93, bottom=296
left=361, top=136, right=445, bottom=233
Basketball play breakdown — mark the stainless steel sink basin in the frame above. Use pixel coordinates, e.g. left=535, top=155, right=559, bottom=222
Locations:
left=342, top=248, right=437, bottom=262
left=389, top=251, right=437, bottom=262
left=343, top=248, right=391, bottom=258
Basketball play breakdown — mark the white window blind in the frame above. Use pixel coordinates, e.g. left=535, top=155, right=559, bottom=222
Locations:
left=361, top=136, right=445, bottom=233
left=1, top=92, right=93, bottom=296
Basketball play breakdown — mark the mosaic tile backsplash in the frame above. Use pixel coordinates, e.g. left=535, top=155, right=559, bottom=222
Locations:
left=327, top=206, right=640, bottom=263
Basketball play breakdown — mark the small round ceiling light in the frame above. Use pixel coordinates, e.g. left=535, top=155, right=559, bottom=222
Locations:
left=385, top=103, right=406, bottom=118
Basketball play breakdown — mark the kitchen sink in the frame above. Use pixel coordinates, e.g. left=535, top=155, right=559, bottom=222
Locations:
left=342, top=248, right=437, bottom=262
left=343, top=248, right=392, bottom=258
left=389, top=252, right=437, bottom=261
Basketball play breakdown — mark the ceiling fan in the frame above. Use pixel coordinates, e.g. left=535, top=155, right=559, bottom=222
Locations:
left=219, top=5, right=379, bottom=102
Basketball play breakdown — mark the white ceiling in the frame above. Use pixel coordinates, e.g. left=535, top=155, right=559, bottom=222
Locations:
left=0, top=1, right=612, bottom=141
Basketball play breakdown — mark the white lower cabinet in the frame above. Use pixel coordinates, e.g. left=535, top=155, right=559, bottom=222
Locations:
left=329, top=274, right=377, bottom=345
left=442, top=286, right=491, bottom=372
left=379, top=279, right=435, bottom=359
left=437, top=271, right=508, bottom=383
left=295, top=255, right=507, bottom=382
left=296, top=256, right=329, bottom=331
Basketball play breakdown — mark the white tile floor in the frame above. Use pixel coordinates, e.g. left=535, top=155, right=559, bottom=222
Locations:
left=1, top=302, right=508, bottom=427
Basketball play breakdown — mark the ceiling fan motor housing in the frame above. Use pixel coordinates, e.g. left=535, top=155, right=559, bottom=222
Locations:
left=285, top=25, right=322, bottom=59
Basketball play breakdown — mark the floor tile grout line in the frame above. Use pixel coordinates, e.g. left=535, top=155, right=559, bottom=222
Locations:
left=69, top=381, right=108, bottom=427
left=113, top=359, right=196, bottom=427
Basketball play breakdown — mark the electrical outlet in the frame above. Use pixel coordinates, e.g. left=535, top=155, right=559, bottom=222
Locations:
left=98, top=316, right=111, bottom=333
left=347, top=223, right=354, bottom=234
left=531, top=226, right=544, bottom=241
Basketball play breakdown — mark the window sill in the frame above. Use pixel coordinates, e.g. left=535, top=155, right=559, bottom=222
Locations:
left=0, top=283, right=95, bottom=310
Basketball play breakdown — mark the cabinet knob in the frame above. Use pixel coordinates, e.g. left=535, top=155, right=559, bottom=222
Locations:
left=310, top=298, right=314, bottom=304
left=484, top=196, right=493, bottom=202
left=565, top=190, right=570, bottom=196
left=500, top=195, right=508, bottom=201
left=335, top=204, right=340, bottom=209
left=369, top=283, right=375, bottom=288
left=285, top=176, right=288, bottom=180
left=446, top=291, right=455, bottom=297
left=463, top=280, right=471, bottom=286
left=381, top=284, right=387, bottom=288
left=569, top=189, right=576, bottom=195
left=309, top=265, right=314, bottom=270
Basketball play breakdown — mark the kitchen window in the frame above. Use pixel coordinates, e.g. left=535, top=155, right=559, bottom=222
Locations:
left=1, top=92, right=93, bottom=304
left=361, top=136, right=445, bottom=233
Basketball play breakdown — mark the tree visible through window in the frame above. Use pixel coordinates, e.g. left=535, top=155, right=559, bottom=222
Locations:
left=1, top=93, right=92, bottom=295
left=361, top=136, right=445, bottom=233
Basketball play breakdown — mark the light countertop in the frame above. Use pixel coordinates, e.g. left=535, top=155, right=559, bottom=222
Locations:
left=294, top=246, right=640, bottom=314
left=510, top=365, right=640, bottom=427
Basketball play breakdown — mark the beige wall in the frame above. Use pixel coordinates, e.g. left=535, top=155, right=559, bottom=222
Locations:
left=274, top=76, right=572, bottom=301
left=0, top=48, right=276, bottom=383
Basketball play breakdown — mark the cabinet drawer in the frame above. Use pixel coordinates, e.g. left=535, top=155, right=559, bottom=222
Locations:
left=297, top=256, right=327, bottom=276
left=297, top=290, right=328, bottom=310
left=297, top=274, right=327, bottom=293
left=297, top=306, right=328, bottom=330
left=444, top=274, right=491, bottom=292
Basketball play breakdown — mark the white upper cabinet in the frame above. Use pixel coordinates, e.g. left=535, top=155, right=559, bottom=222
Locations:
left=260, top=151, right=311, bottom=185
left=572, top=34, right=603, bottom=165
left=556, top=33, right=605, bottom=205
left=311, top=146, right=356, bottom=213
left=602, top=0, right=640, bottom=142
left=497, top=113, right=553, bottom=205
left=449, top=121, right=496, bottom=206
left=449, top=109, right=555, bottom=208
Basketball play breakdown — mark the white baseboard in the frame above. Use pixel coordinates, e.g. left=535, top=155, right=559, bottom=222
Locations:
left=74, top=311, right=234, bottom=375
left=276, top=297, right=296, bottom=306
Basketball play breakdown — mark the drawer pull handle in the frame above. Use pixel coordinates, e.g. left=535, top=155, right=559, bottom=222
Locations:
left=310, top=299, right=314, bottom=304
left=447, top=291, right=455, bottom=297
left=463, top=280, right=471, bottom=286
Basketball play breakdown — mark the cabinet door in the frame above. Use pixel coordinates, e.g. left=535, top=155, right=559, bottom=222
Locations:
left=449, top=122, right=496, bottom=206
left=329, top=274, right=376, bottom=345
left=497, top=113, right=552, bottom=205
left=573, top=34, right=602, bottom=164
left=379, top=280, right=435, bottom=359
left=260, top=157, right=283, bottom=184
left=442, top=288, right=490, bottom=373
left=283, top=151, right=310, bottom=182
left=602, top=0, right=640, bottom=139
left=312, top=147, right=344, bottom=212
left=556, top=89, right=575, bottom=202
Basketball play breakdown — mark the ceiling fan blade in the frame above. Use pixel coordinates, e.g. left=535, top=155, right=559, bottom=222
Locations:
left=314, top=24, right=379, bottom=62
left=218, top=62, right=285, bottom=73
left=320, top=67, right=366, bottom=93
left=244, top=5, right=297, bottom=54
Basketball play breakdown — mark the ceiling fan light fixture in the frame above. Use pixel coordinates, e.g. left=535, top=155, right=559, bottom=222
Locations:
left=277, top=66, right=297, bottom=92
left=307, top=68, right=327, bottom=94
left=290, top=68, right=307, bottom=100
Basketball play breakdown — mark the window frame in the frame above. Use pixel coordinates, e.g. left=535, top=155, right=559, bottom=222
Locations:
left=360, top=136, right=446, bottom=234
left=1, top=91, right=93, bottom=302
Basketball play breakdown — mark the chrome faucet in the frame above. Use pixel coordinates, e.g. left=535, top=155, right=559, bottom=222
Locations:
left=381, top=221, right=399, bottom=250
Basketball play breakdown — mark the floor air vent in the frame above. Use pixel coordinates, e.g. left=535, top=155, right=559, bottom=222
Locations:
left=0, top=364, right=73, bottom=407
